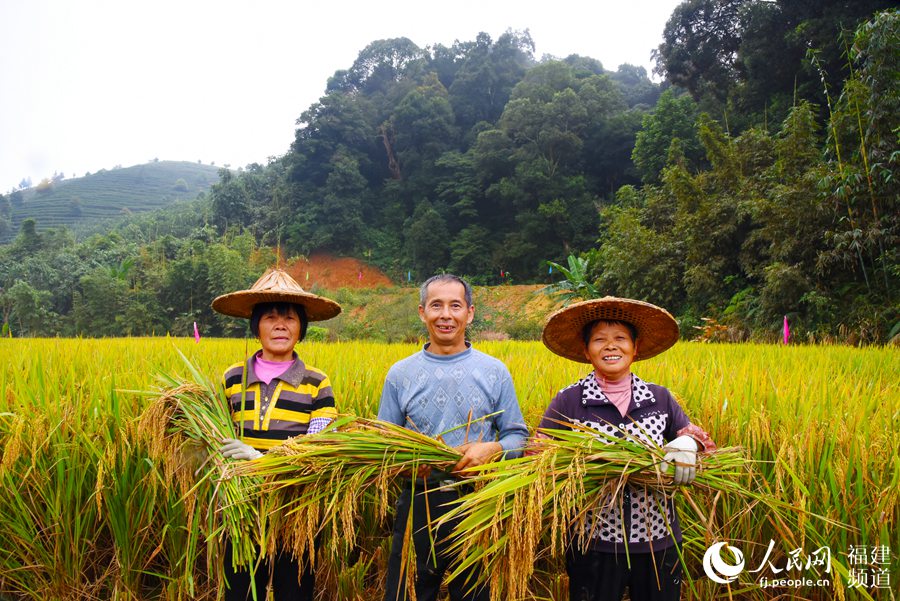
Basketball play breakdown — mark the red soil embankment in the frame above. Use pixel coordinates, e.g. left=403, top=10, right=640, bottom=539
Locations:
left=286, top=254, right=394, bottom=290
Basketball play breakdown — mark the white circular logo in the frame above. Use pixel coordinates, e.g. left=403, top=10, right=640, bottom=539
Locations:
left=703, top=542, right=745, bottom=584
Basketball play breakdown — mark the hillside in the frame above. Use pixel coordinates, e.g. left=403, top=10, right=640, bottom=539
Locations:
left=316, top=282, right=563, bottom=343
left=1, top=160, right=220, bottom=242
left=280, top=254, right=563, bottom=342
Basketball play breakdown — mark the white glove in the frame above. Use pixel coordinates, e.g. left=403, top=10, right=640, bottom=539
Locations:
left=661, top=435, right=698, bottom=485
left=219, top=438, right=263, bottom=461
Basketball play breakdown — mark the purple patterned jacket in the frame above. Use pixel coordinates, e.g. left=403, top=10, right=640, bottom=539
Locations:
left=537, top=372, right=715, bottom=553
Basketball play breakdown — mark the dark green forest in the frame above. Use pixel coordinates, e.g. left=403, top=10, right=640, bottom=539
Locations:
left=1, top=1, right=897, bottom=342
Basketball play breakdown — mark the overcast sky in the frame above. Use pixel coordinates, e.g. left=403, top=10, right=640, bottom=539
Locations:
left=0, top=0, right=682, bottom=194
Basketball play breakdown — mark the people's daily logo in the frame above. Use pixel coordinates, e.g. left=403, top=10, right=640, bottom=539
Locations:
left=701, top=540, right=892, bottom=590
left=703, top=542, right=745, bottom=584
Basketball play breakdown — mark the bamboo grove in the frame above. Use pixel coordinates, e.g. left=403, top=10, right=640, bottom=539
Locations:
left=0, top=337, right=896, bottom=599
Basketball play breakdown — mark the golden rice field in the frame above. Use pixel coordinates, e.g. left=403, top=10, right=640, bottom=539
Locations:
left=0, top=337, right=897, bottom=600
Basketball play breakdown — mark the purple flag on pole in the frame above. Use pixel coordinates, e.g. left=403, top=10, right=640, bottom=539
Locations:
left=783, top=316, right=789, bottom=345
left=194, top=321, right=201, bottom=344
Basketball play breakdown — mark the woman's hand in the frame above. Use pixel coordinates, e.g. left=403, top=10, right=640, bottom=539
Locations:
left=218, top=438, right=263, bottom=461
left=661, top=435, right=698, bottom=485
left=523, top=431, right=552, bottom=457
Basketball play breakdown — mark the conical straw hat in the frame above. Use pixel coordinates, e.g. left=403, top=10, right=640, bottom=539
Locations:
left=541, top=296, right=678, bottom=363
left=211, top=268, right=341, bottom=321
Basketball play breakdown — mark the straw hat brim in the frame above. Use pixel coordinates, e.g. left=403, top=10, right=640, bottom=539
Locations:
left=211, top=289, right=341, bottom=321
left=212, top=268, right=342, bottom=321
left=541, top=297, right=679, bottom=363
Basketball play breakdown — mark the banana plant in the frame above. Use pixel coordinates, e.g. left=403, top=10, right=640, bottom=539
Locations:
left=540, top=254, right=601, bottom=304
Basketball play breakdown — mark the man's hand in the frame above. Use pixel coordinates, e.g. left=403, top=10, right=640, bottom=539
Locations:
left=219, top=438, right=263, bottom=461
left=453, top=441, right=503, bottom=475
left=660, top=435, right=698, bottom=485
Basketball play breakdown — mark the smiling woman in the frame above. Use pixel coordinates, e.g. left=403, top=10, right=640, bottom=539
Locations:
left=536, top=296, right=715, bottom=601
left=209, top=268, right=342, bottom=601
left=582, top=321, right=639, bottom=381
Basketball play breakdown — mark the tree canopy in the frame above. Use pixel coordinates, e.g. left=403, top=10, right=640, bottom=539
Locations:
left=2, top=9, right=897, bottom=342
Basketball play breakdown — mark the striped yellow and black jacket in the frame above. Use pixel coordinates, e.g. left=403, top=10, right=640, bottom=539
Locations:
left=222, top=352, right=336, bottom=451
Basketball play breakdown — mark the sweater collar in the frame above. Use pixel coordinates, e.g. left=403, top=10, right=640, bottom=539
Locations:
left=422, top=341, right=472, bottom=362
left=245, top=350, right=306, bottom=387
left=578, top=372, right=656, bottom=408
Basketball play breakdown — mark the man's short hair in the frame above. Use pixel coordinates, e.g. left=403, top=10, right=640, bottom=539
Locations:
left=249, top=302, right=309, bottom=341
left=419, top=274, right=473, bottom=307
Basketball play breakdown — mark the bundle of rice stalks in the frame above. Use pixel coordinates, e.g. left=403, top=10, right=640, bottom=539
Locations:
left=133, top=351, right=261, bottom=573
left=231, top=415, right=462, bottom=565
left=438, top=422, right=828, bottom=601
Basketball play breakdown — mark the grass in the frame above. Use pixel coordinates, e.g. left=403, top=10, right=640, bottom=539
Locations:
left=0, top=337, right=896, bottom=599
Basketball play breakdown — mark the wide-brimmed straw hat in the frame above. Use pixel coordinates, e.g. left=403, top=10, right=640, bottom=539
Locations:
left=542, top=296, right=679, bottom=363
left=211, top=268, right=341, bottom=321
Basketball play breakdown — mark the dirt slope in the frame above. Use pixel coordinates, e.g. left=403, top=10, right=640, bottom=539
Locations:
left=286, top=254, right=394, bottom=289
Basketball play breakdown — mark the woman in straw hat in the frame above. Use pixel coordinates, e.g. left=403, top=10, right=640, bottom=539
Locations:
left=211, top=268, right=341, bottom=601
left=536, top=297, right=715, bottom=601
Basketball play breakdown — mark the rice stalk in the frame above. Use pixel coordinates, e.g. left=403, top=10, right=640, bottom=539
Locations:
left=438, top=421, right=840, bottom=601
left=232, top=415, right=461, bottom=561
left=0, top=338, right=895, bottom=600
left=132, top=350, right=262, bottom=579
left=0, top=412, right=108, bottom=600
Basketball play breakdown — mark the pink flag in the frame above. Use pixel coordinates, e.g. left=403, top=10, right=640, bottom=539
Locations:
left=358, top=271, right=362, bottom=280
left=193, top=321, right=201, bottom=343
left=783, top=316, right=789, bottom=345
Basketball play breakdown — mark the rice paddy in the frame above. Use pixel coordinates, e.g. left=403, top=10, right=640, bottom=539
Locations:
left=0, top=337, right=896, bottom=600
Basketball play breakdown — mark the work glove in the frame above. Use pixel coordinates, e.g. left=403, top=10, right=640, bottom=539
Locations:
left=661, top=435, right=698, bottom=485
left=219, top=438, right=263, bottom=461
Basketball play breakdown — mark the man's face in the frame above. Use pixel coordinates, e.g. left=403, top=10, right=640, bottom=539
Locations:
left=418, top=280, right=474, bottom=353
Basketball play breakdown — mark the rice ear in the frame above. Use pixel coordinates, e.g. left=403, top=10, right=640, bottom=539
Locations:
left=438, top=423, right=844, bottom=601
left=234, top=415, right=462, bottom=598
left=134, top=360, right=263, bottom=575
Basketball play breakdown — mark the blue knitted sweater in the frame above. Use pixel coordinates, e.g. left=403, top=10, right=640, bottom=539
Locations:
left=377, top=344, right=527, bottom=455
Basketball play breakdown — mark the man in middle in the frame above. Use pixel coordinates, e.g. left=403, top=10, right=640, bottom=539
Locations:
left=377, top=273, right=528, bottom=601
